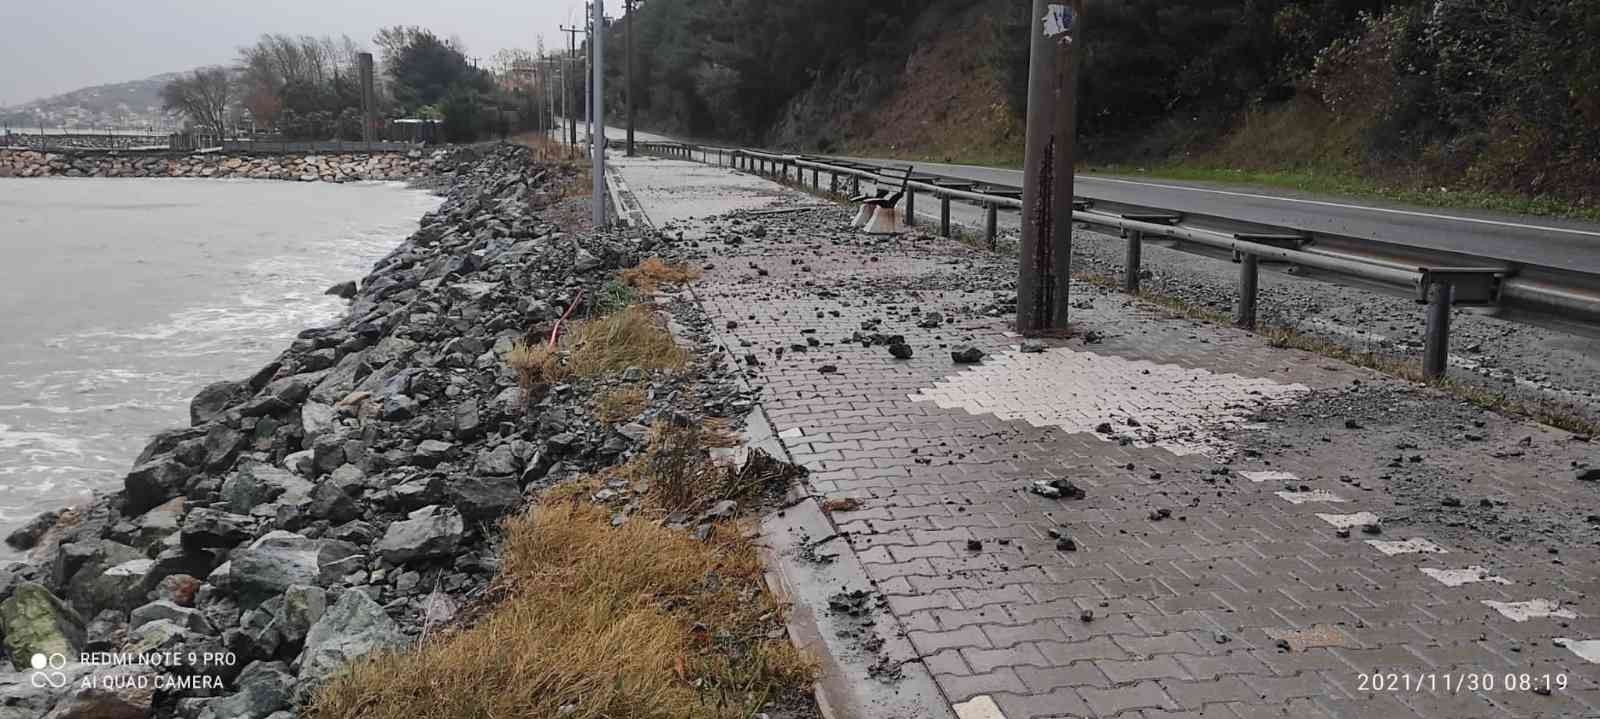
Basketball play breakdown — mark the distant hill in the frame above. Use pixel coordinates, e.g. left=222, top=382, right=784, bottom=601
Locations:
left=0, top=73, right=184, bottom=132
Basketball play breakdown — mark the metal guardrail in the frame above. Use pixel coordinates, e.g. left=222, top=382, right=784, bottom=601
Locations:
left=628, top=140, right=1600, bottom=380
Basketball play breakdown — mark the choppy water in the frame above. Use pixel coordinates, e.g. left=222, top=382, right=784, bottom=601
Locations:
left=0, top=177, right=440, bottom=551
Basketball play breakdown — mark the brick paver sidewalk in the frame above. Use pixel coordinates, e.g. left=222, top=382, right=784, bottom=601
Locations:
left=614, top=155, right=1600, bottom=719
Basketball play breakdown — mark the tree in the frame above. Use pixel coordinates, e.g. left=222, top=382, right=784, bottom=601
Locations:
left=386, top=29, right=486, bottom=111
left=161, top=68, right=232, bottom=134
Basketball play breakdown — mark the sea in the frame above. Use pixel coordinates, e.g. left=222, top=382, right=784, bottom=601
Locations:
left=0, top=176, right=440, bottom=554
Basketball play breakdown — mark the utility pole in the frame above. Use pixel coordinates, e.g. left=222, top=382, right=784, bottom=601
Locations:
left=624, top=0, right=638, bottom=156
left=592, top=0, right=607, bottom=227
left=560, top=25, right=582, bottom=151
left=1017, top=0, right=1084, bottom=335
left=584, top=4, right=594, bottom=148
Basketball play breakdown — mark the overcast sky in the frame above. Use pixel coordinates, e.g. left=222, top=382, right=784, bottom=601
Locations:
left=0, top=0, right=591, bottom=105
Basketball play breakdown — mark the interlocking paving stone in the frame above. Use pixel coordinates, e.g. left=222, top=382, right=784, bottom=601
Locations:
left=616, top=156, right=1600, bottom=719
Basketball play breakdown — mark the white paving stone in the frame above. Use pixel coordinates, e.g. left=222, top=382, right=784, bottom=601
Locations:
left=1554, top=638, right=1600, bottom=664
left=1421, top=567, right=1512, bottom=587
left=1315, top=512, right=1381, bottom=528
left=1275, top=490, right=1347, bottom=505
left=953, top=695, right=1007, bottom=719
left=1239, top=470, right=1299, bottom=483
left=909, top=348, right=1308, bottom=456
left=1483, top=599, right=1577, bottom=622
left=1366, top=537, right=1448, bottom=555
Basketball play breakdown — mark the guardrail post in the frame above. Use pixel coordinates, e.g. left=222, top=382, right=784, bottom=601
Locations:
left=1423, top=281, right=1453, bottom=379
left=811, top=167, right=819, bottom=190
left=1124, top=231, right=1143, bottom=293
left=905, top=187, right=916, bottom=226
left=851, top=175, right=861, bottom=197
left=1236, top=253, right=1259, bottom=330
left=985, top=204, right=999, bottom=248
left=940, top=196, right=952, bottom=238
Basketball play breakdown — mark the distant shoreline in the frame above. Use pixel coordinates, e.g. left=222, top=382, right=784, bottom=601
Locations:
left=0, top=148, right=445, bottom=183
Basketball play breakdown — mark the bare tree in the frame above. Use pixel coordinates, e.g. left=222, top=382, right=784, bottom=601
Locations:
left=161, top=68, right=231, bottom=133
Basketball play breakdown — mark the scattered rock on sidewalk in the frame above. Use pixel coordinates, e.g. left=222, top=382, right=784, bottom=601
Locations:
left=951, top=345, right=984, bottom=364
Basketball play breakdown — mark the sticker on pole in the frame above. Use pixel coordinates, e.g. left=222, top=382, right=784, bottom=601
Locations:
left=1042, top=4, right=1075, bottom=44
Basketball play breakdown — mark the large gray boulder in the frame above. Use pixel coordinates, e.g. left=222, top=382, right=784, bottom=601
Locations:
left=129, top=599, right=212, bottom=635
left=228, top=532, right=363, bottom=607
left=62, top=543, right=150, bottom=617
left=123, top=455, right=194, bottom=516
left=197, top=661, right=293, bottom=719
left=191, top=380, right=246, bottom=426
left=42, top=664, right=158, bottom=719
left=375, top=506, right=463, bottom=564
left=221, top=462, right=314, bottom=514
left=0, top=583, right=85, bottom=670
left=298, top=590, right=404, bottom=683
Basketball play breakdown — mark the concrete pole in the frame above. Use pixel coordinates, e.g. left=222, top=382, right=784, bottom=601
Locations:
left=1017, top=0, right=1083, bottom=334
left=585, top=5, right=594, bottom=148
left=592, top=0, right=607, bottom=227
left=625, top=0, right=636, bottom=156
left=1047, top=1, right=1085, bottom=328
left=1017, top=0, right=1059, bottom=334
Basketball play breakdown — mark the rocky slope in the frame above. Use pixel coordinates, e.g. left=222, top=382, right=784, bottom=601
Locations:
left=0, top=149, right=443, bottom=182
left=0, top=144, right=713, bottom=718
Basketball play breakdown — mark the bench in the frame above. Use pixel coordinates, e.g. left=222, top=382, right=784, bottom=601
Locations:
left=849, top=165, right=915, bottom=234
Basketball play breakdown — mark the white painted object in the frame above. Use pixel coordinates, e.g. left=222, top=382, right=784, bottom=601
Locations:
left=1315, top=512, right=1381, bottom=528
left=953, top=695, right=1007, bottom=719
left=1041, top=4, right=1074, bottom=40
left=1366, top=537, right=1447, bottom=555
left=1239, top=470, right=1299, bottom=483
left=1421, top=566, right=1511, bottom=587
left=1275, top=490, right=1346, bottom=505
left=851, top=203, right=874, bottom=228
left=1554, top=638, right=1600, bottom=663
left=864, top=206, right=904, bottom=235
left=1483, top=599, right=1576, bottom=622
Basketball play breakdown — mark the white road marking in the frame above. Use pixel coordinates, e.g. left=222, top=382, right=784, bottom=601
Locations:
left=1275, top=490, right=1346, bottom=505
left=1239, top=470, right=1299, bottom=483
left=1316, top=512, right=1381, bottom=528
left=953, top=695, right=1007, bottom=719
left=1483, top=599, right=1577, bottom=622
left=1080, top=176, right=1600, bottom=239
left=1554, top=638, right=1600, bottom=663
left=1421, top=567, right=1512, bottom=587
left=1367, top=537, right=1448, bottom=555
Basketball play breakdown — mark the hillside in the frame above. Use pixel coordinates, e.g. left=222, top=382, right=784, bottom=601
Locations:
left=0, top=73, right=181, bottom=131
left=616, top=0, right=1600, bottom=215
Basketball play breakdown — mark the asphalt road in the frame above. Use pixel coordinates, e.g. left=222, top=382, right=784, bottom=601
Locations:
left=831, top=156, right=1600, bottom=274
left=576, top=122, right=1600, bottom=274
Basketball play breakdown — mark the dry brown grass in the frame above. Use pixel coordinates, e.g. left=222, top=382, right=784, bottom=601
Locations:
left=508, top=306, right=689, bottom=392
left=506, top=340, right=569, bottom=392
left=595, top=386, right=648, bottom=425
left=566, top=306, right=691, bottom=378
left=308, top=502, right=813, bottom=719
left=620, top=258, right=703, bottom=293
left=699, top=418, right=741, bottom=449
